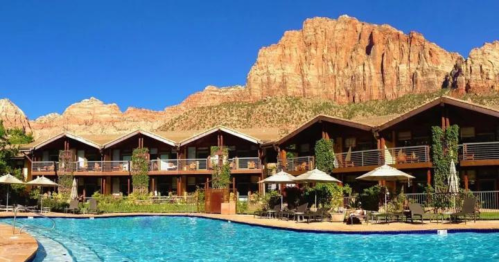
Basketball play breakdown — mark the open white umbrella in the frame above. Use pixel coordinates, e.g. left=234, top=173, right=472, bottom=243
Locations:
left=0, top=173, right=24, bottom=212
left=448, top=159, right=459, bottom=211
left=294, top=168, right=341, bottom=207
left=357, top=164, right=415, bottom=212
left=26, top=176, right=59, bottom=212
left=259, top=171, right=295, bottom=209
left=70, top=178, right=78, bottom=200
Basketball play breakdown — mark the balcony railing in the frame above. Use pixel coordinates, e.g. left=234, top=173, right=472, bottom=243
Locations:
left=228, top=157, right=261, bottom=170
left=74, top=161, right=130, bottom=172
left=149, top=159, right=179, bottom=171
left=178, top=159, right=209, bottom=171
left=32, top=161, right=57, bottom=173
left=461, top=141, right=499, bottom=161
left=335, top=145, right=430, bottom=168
left=277, top=156, right=315, bottom=172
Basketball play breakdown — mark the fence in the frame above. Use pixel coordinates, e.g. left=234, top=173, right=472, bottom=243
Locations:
left=405, top=191, right=499, bottom=212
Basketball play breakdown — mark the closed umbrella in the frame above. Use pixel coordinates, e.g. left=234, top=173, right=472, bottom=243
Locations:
left=26, top=176, right=59, bottom=212
left=259, top=171, right=295, bottom=209
left=357, top=164, right=415, bottom=212
left=0, top=173, right=24, bottom=212
left=294, top=168, right=341, bottom=208
left=448, top=159, right=459, bottom=211
left=70, top=178, right=78, bottom=200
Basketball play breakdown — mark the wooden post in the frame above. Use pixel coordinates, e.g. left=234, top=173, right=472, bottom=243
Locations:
left=127, top=177, right=131, bottom=195
left=441, top=104, right=446, bottom=131
left=427, top=169, right=432, bottom=186
left=464, top=171, right=469, bottom=191
left=177, top=176, right=181, bottom=196
left=151, top=177, right=155, bottom=195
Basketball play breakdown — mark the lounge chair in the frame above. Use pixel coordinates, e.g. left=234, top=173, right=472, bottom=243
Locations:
left=407, top=203, right=428, bottom=223
left=87, top=199, right=100, bottom=214
left=65, top=200, right=80, bottom=214
left=451, top=198, right=478, bottom=224
left=304, top=208, right=328, bottom=223
left=266, top=205, right=280, bottom=218
left=283, top=203, right=308, bottom=222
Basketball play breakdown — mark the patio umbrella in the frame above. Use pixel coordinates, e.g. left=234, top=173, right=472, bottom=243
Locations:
left=356, top=164, right=415, bottom=212
left=259, top=171, right=295, bottom=209
left=26, top=176, right=59, bottom=211
left=294, top=168, right=341, bottom=208
left=70, top=178, right=78, bottom=200
left=448, top=159, right=459, bottom=211
left=0, top=173, right=24, bottom=212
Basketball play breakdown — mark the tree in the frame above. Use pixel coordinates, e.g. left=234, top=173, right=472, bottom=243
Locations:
left=431, top=125, right=459, bottom=193
left=314, top=138, right=335, bottom=174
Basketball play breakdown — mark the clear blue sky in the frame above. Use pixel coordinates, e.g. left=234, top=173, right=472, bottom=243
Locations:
left=1, top=0, right=498, bottom=119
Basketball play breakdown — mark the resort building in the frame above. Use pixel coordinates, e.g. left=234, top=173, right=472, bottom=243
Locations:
left=21, top=127, right=278, bottom=198
left=18, top=96, right=499, bottom=196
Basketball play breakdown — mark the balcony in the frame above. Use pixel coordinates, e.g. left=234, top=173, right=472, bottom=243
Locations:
left=228, top=157, right=262, bottom=173
left=73, top=161, right=130, bottom=174
left=149, top=159, right=179, bottom=173
left=460, top=142, right=499, bottom=166
left=334, top=145, right=431, bottom=172
left=277, top=156, right=315, bottom=174
left=32, top=161, right=58, bottom=175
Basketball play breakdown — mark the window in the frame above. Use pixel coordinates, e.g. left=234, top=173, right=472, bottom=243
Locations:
left=345, top=137, right=356, bottom=148
left=398, top=131, right=412, bottom=141
left=299, top=143, right=310, bottom=153
left=461, top=127, right=475, bottom=138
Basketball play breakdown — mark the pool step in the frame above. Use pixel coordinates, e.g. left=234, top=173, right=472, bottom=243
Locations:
left=30, top=233, right=74, bottom=262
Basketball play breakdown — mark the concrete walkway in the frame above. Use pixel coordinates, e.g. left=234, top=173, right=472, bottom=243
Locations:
left=0, top=223, right=38, bottom=262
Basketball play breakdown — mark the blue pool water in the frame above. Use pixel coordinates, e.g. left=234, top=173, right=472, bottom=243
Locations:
left=3, top=216, right=499, bottom=262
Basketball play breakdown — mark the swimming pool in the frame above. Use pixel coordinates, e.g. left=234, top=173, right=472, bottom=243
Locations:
left=3, top=216, right=499, bottom=261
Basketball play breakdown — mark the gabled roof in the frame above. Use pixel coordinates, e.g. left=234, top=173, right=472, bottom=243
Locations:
left=376, top=96, right=499, bottom=131
left=24, top=132, right=102, bottom=151
left=276, top=115, right=373, bottom=145
left=179, top=126, right=262, bottom=146
left=103, top=130, right=177, bottom=148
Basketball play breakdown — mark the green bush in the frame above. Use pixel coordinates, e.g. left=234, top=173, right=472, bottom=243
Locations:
left=41, top=198, right=69, bottom=212
left=359, top=185, right=382, bottom=211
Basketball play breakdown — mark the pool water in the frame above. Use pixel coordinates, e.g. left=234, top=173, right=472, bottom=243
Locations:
left=3, top=216, right=499, bottom=262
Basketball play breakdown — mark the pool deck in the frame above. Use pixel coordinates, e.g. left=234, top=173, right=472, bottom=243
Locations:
left=0, top=223, right=38, bottom=262
left=3, top=212, right=499, bottom=262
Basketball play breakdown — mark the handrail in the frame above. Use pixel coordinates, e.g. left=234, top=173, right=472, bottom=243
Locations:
left=17, top=209, right=56, bottom=235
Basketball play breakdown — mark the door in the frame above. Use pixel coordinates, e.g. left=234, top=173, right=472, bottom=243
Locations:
left=112, top=149, right=120, bottom=161
left=123, top=155, right=131, bottom=171
left=112, top=177, right=120, bottom=194
left=188, top=147, right=196, bottom=159
left=77, top=150, right=85, bottom=168
left=160, top=154, right=169, bottom=170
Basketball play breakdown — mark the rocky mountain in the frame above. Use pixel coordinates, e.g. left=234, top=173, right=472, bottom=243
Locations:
left=30, top=98, right=171, bottom=138
left=1, top=15, right=498, bottom=137
left=0, top=99, right=32, bottom=133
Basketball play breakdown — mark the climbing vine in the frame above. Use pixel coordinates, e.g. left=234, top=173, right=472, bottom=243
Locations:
left=314, top=138, right=335, bottom=174
left=212, top=162, right=231, bottom=189
left=58, top=150, right=74, bottom=199
left=431, top=125, right=459, bottom=193
left=131, top=148, right=150, bottom=195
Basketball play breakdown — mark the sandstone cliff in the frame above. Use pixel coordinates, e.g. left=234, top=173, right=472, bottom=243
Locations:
left=0, top=99, right=32, bottom=133
left=30, top=98, right=171, bottom=138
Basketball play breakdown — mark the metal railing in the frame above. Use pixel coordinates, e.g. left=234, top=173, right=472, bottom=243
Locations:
left=406, top=191, right=499, bottom=211
left=32, top=161, right=57, bottom=172
left=335, top=145, right=430, bottom=168
left=461, top=141, right=499, bottom=161
left=178, top=159, right=208, bottom=171
left=74, top=161, right=130, bottom=172
left=149, top=159, right=179, bottom=171
left=277, top=156, right=315, bottom=172
left=228, top=157, right=261, bottom=170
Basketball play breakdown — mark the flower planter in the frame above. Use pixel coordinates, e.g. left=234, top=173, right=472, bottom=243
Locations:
left=330, top=213, right=345, bottom=222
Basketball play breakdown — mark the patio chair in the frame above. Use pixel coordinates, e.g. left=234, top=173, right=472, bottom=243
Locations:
left=304, top=208, right=328, bottom=223
left=397, top=150, right=407, bottom=164
left=284, top=203, right=308, bottom=222
left=65, top=200, right=80, bottom=214
left=87, top=199, right=100, bottom=214
left=451, top=197, right=478, bottom=224
left=407, top=203, right=426, bottom=223
left=265, top=205, right=280, bottom=218
left=344, top=148, right=354, bottom=167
